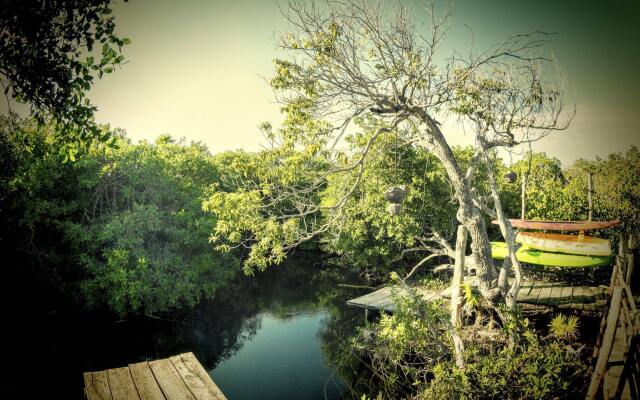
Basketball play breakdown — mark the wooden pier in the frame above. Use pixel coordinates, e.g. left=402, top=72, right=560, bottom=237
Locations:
left=347, top=278, right=610, bottom=313
left=83, top=352, right=226, bottom=400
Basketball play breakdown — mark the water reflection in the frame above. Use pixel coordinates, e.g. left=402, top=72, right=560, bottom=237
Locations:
left=211, top=310, right=346, bottom=400
left=184, top=252, right=363, bottom=399
left=3, top=251, right=363, bottom=399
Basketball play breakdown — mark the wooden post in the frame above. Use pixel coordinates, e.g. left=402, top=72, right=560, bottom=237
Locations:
left=587, top=236, right=628, bottom=399
left=451, top=224, right=468, bottom=328
left=521, top=173, right=527, bottom=220
left=586, top=277, right=624, bottom=399
left=627, top=235, right=637, bottom=285
left=588, top=172, right=593, bottom=221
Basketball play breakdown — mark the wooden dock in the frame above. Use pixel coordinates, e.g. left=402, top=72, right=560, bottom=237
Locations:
left=83, top=352, right=226, bottom=400
left=346, top=278, right=610, bottom=312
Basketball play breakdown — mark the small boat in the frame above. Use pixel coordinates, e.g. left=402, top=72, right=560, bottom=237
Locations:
left=490, top=242, right=612, bottom=268
left=491, top=219, right=621, bottom=231
left=516, top=231, right=611, bottom=257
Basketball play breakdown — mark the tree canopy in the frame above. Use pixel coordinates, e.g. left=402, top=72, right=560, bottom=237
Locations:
left=0, top=0, right=129, bottom=157
left=204, top=0, right=573, bottom=312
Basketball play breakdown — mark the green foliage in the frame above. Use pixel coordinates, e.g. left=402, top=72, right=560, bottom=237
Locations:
left=504, top=149, right=640, bottom=237
left=0, top=0, right=129, bottom=152
left=548, top=314, right=580, bottom=342
left=2, top=118, right=239, bottom=316
left=349, top=292, right=452, bottom=398
left=203, top=107, right=333, bottom=274
left=320, top=118, right=458, bottom=274
left=422, top=335, right=588, bottom=399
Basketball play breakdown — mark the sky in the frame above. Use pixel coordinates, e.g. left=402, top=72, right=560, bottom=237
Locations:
left=3, top=0, right=639, bottom=165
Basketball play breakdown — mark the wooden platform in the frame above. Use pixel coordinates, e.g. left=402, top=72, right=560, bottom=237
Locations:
left=83, top=352, right=226, bottom=400
left=346, top=278, right=610, bottom=312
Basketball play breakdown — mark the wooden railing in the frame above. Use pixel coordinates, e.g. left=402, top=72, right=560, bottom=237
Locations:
left=586, top=235, right=639, bottom=400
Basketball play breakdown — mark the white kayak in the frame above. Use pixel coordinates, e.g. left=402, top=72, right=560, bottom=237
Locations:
left=515, top=231, right=612, bottom=257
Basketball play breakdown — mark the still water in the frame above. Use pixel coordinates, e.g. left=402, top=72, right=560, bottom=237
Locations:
left=3, top=253, right=362, bottom=399
left=211, top=310, right=346, bottom=399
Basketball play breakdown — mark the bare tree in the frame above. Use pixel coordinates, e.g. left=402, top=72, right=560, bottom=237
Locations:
left=207, top=0, right=571, bottom=319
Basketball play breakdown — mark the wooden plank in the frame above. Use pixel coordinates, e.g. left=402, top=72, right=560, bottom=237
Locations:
left=85, top=372, right=102, bottom=400
left=586, top=287, right=599, bottom=303
left=548, top=285, right=563, bottom=306
left=525, top=281, right=544, bottom=304
left=129, top=362, right=165, bottom=400
left=347, top=287, right=393, bottom=310
left=573, top=286, right=586, bottom=304
left=90, top=371, right=114, bottom=400
left=171, top=353, right=226, bottom=400
left=537, top=282, right=554, bottom=305
left=560, top=286, right=573, bottom=306
left=149, top=358, right=195, bottom=400
left=516, top=279, right=535, bottom=302
left=107, top=367, right=140, bottom=400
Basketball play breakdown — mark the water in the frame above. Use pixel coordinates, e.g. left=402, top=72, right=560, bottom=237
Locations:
left=2, top=252, right=362, bottom=399
left=211, top=311, right=346, bottom=400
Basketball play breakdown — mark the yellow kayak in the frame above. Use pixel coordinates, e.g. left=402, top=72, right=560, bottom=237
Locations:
left=515, top=231, right=611, bottom=257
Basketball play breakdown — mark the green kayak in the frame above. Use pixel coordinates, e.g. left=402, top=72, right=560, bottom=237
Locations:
left=490, top=241, right=613, bottom=268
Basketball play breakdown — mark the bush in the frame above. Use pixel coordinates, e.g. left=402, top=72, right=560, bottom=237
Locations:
left=422, top=333, right=588, bottom=399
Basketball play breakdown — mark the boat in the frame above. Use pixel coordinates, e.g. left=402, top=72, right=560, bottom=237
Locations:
left=516, top=231, right=612, bottom=257
left=491, top=219, right=621, bottom=231
left=490, top=242, right=613, bottom=268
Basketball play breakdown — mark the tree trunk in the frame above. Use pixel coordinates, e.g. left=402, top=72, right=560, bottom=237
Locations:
left=419, top=113, right=500, bottom=305
left=450, top=224, right=468, bottom=327
left=484, top=154, right=523, bottom=311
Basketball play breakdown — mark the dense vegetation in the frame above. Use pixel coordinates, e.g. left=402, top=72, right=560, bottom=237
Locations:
left=3, top=112, right=638, bottom=306
left=2, top=1, right=639, bottom=398
left=2, top=110, right=638, bottom=397
left=1, top=117, right=239, bottom=316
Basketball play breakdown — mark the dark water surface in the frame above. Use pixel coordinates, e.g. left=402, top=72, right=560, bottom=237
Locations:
left=2, top=253, right=363, bottom=399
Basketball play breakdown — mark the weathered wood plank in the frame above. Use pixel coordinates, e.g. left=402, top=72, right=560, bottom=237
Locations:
left=537, top=282, right=554, bottom=305
left=548, top=285, right=563, bottom=306
left=172, top=353, right=226, bottom=400
left=573, top=286, right=586, bottom=305
left=348, top=279, right=610, bottom=312
left=526, top=281, right=544, bottom=304
left=89, top=371, right=114, bottom=400
left=129, top=362, right=165, bottom=400
left=84, top=372, right=106, bottom=400
left=107, top=367, right=140, bottom=400
left=517, top=279, right=536, bottom=301
left=560, top=286, right=573, bottom=306
left=149, top=358, right=195, bottom=400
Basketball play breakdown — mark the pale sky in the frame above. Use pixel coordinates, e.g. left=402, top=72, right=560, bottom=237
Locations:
left=2, top=0, right=639, bottom=165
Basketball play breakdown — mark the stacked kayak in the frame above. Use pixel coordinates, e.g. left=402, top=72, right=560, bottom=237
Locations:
left=490, top=219, right=619, bottom=268
left=490, top=241, right=613, bottom=268
left=516, top=231, right=611, bottom=256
